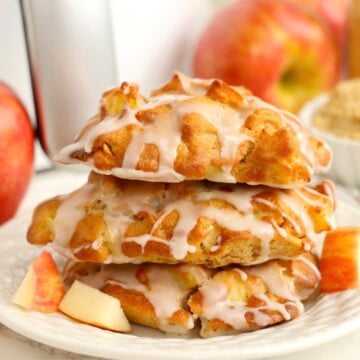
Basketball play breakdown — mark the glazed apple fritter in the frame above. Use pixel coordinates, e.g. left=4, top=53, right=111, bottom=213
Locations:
left=28, top=172, right=335, bottom=267
left=56, top=72, right=331, bottom=187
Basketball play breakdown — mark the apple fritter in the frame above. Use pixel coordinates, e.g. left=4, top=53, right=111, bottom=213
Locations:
left=27, top=172, right=335, bottom=266
left=188, top=253, right=320, bottom=338
left=62, top=261, right=211, bottom=334
left=56, top=72, right=331, bottom=187
left=63, top=253, right=319, bottom=337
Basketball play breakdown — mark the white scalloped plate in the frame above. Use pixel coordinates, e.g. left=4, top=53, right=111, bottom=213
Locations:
left=0, top=170, right=360, bottom=360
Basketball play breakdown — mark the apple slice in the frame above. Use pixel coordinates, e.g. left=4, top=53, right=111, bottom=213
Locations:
left=59, top=281, right=131, bottom=333
left=320, top=227, right=360, bottom=293
left=12, top=250, right=65, bottom=312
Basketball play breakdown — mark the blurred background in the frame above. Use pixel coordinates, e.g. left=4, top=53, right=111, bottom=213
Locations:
left=3, top=0, right=217, bottom=117
left=0, top=0, right=354, bottom=157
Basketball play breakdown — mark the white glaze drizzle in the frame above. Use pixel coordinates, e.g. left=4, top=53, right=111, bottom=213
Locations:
left=121, top=96, right=188, bottom=172
left=122, top=194, right=274, bottom=261
left=52, top=183, right=94, bottom=259
left=294, top=187, right=329, bottom=207
left=271, top=220, right=288, bottom=238
left=253, top=292, right=293, bottom=320
left=295, top=186, right=336, bottom=231
left=314, top=140, right=333, bottom=173
left=234, top=269, right=248, bottom=281
left=322, top=179, right=336, bottom=205
left=194, top=187, right=274, bottom=261
left=198, top=260, right=312, bottom=332
left=246, top=262, right=303, bottom=312
left=75, top=263, right=208, bottom=334
left=242, top=96, right=316, bottom=172
left=56, top=108, right=138, bottom=161
left=51, top=180, right=333, bottom=263
left=56, top=76, right=325, bottom=184
left=295, top=254, right=321, bottom=281
left=210, top=235, right=222, bottom=252
left=199, top=273, right=295, bottom=331
left=109, top=266, right=191, bottom=333
left=199, top=280, right=252, bottom=330
left=255, top=197, right=302, bottom=234
left=277, top=192, right=315, bottom=240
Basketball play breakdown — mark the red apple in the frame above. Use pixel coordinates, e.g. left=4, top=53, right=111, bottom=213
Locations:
left=300, top=0, right=348, bottom=51
left=0, top=82, right=34, bottom=224
left=193, top=0, right=339, bottom=112
left=12, top=251, right=65, bottom=312
left=320, top=227, right=360, bottom=293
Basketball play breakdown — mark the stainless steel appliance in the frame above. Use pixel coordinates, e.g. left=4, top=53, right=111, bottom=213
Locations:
left=20, top=0, right=117, bottom=158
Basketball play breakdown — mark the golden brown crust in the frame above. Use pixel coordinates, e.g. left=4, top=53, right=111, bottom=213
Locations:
left=27, top=173, right=335, bottom=266
left=63, top=262, right=210, bottom=334
left=188, top=256, right=319, bottom=337
left=63, top=257, right=319, bottom=336
left=27, top=197, right=62, bottom=246
left=57, top=72, right=331, bottom=187
left=102, top=283, right=161, bottom=330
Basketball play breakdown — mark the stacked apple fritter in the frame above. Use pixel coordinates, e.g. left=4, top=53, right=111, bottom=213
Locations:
left=27, top=73, right=335, bottom=337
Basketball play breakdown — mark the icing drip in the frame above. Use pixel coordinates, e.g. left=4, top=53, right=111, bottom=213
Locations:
left=294, top=187, right=330, bottom=207
left=199, top=261, right=308, bottom=332
left=77, top=264, right=206, bottom=334
left=52, top=183, right=94, bottom=259
left=56, top=79, right=323, bottom=184
left=278, top=192, right=316, bottom=240
left=246, top=262, right=304, bottom=313
left=243, top=96, right=316, bottom=172
left=199, top=281, right=252, bottom=330
left=51, top=180, right=332, bottom=263
left=199, top=275, right=295, bottom=331
left=122, top=98, right=185, bottom=172
left=195, top=188, right=274, bottom=261
left=255, top=197, right=302, bottom=235
left=123, top=194, right=274, bottom=261
left=295, top=254, right=321, bottom=281
left=271, top=220, right=288, bottom=238
left=294, top=187, right=336, bottom=231
left=293, top=254, right=321, bottom=300
left=180, top=101, right=254, bottom=182
left=254, top=293, right=293, bottom=320
left=234, top=269, right=248, bottom=281
left=109, top=266, right=192, bottom=333
left=56, top=108, right=138, bottom=160
left=210, top=235, right=222, bottom=252
left=66, top=260, right=316, bottom=335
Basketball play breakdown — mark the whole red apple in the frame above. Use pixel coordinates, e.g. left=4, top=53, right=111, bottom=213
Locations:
left=193, top=0, right=339, bottom=112
left=300, top=0, right=348, bottom=51
left=0, top=82, right=34, bottom=224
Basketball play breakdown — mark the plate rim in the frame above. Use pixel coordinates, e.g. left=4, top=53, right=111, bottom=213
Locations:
left=0, top=305, right=360, bottom=360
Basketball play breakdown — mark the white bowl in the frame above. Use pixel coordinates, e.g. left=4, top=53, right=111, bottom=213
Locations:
left=299, top=94, right=360, bottom=188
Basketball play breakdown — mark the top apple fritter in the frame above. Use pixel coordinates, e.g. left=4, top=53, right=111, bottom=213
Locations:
left=56, top=72, right=331, bottom=188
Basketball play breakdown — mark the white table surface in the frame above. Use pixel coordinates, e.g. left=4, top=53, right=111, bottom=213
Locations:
left=0, top=168, right=359, bottom=360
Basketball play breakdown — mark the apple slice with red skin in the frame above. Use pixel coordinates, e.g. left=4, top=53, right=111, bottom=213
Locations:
left=320, top=227, right=360, bottom=293
left=12, top=250, right=65, bottom=312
